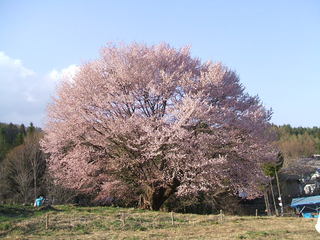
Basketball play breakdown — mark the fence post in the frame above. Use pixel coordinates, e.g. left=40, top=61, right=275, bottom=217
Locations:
left=219, top=210, right=224, bottom=222
left=120, top=212, right=126, bottom=227
left=171, top=211, right=174, bottom=225
left=45, top=213, right=49, bottom=230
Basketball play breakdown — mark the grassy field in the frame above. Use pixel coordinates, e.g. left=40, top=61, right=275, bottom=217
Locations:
left=0, top=205, right=319, bottom=239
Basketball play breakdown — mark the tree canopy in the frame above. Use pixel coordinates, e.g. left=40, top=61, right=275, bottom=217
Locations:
left=42, top=43, right=277, bottom=210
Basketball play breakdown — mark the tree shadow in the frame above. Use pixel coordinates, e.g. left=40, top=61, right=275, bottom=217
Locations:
left=0, top=205, right=34, bottom=219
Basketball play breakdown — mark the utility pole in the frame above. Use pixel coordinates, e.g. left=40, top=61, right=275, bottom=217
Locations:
left=270, top=177, right=279, bottom=216
left=275, top=168, right=284, bottom=216
left=264, top=190, right=271, bottom=216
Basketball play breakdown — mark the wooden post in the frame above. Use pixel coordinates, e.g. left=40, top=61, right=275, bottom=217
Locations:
left=255, top=209, right=258, bottom=218
left=120, top=212, right=126, bottom=227
left=152, top=215, right=156, bottom=229
left=45, top=213, right=49, bottom=230
left=171, top=211, right=174, bottom=225
left=219, top=210, right=224, bottom=222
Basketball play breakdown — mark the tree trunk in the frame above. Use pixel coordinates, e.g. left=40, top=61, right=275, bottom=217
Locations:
left=33, top=170, right=37, bottom=200
left=212, top=189, right=242, bottom=215
left=140, top=178, right=180, bottom=210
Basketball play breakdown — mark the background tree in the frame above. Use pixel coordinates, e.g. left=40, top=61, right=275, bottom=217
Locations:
left=0, top=130, right=46, bottom=204
left=0, top=122, right=28, bottom=164
left=23, top=131, right=45, bottom=200
left=262, top=153, right=284, bottom=216
left=42, top=43, right=277, bottom=210
left=273, top=125, right=320, bottom=167
left=27, top=122, right=36, bottom=135
left=15, top=124, right=27, bottom=145
left=1, top=145, right=33, bottom=204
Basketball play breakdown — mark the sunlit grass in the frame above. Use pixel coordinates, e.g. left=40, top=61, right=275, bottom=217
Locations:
left=0, top=205, right=318, bottom=239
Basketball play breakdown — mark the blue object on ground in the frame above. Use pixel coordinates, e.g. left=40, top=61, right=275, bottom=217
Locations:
left=291, top=195, right=320, bottom=218
left=35, top=196, right=44, bottom=207
left=302, top=212, right=313, bottom=218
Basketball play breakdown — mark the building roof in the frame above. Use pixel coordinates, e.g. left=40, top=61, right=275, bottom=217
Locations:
left=291, top=195, right=320, bottom=208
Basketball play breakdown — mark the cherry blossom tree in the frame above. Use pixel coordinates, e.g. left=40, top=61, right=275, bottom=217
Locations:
left=41, top=43, right=277, bottom=210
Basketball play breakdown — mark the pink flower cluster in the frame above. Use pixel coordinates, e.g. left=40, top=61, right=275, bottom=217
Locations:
left=41, top=43, right=277, bottom=202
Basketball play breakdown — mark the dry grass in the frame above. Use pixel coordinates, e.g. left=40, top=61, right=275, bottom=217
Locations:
left=0, top=205, right=319, bottom=239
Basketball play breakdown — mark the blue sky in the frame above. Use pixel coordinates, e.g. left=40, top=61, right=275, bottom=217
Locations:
left=0, top=0, right=319, bottom=127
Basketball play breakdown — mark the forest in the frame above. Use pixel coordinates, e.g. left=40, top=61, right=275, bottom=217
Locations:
left=273, top=124, right=320, bottom=167
left=0, top=122, right=74, bottom=206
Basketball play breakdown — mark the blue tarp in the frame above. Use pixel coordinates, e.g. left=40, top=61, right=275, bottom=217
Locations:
left=291, top=195, right=320, bottom=208
left=291, top=195, right=320, bottom=218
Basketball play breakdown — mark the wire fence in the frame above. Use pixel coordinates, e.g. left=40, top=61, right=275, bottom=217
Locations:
left=37, top=209, right=228, bottom=232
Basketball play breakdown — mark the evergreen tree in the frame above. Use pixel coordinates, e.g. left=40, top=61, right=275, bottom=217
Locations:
left=27, top=122, right=35, bottom=135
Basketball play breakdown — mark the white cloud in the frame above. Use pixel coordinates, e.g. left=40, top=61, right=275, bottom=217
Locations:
left=0, top=52, right=78, bottom=127
left=0, top=52, right=35, bottom=78
left=48, top=64, right=79, bottom=83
